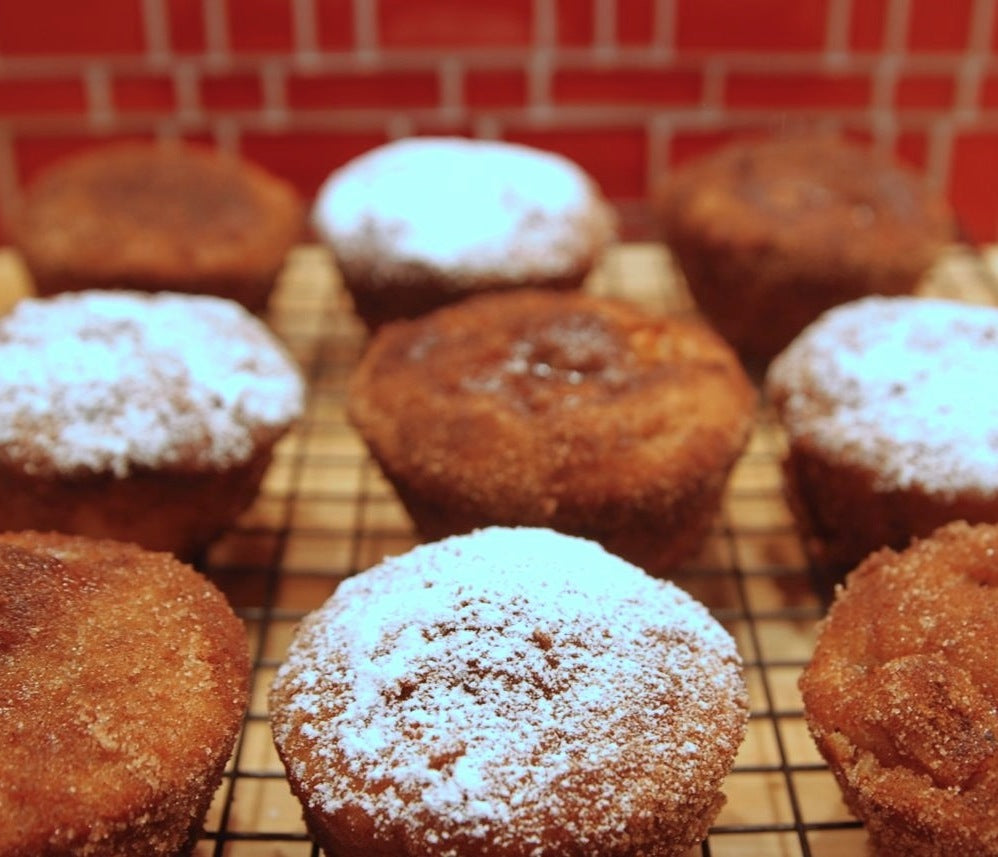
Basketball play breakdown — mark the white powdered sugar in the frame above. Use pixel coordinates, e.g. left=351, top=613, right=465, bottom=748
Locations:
left=0, top=290, right=305, bottom=476
left=312, top=137, right=612, bottom=279
left=271, top=527, right=746, bottom=854
left=767, top=295, right=998, bottom=495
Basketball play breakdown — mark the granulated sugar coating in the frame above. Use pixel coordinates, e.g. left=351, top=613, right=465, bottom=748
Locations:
left=269, top=527, right=748, bottom=857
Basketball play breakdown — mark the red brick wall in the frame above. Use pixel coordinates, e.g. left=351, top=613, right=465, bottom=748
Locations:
left=0, top=0, right=996, bottom=241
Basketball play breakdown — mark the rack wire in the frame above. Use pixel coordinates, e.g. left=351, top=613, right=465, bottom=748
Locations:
left=6, top=240, right=988, bottom=857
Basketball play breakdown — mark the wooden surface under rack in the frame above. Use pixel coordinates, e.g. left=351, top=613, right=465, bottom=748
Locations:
left=1, top=241, right=997, bottom=857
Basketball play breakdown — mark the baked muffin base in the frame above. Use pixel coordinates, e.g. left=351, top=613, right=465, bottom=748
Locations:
left=0, top=450, right=275, bottom=560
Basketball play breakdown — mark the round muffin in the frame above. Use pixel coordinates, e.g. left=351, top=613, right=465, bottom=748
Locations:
left=654, top=134, right=957, bottom=366
left=347, top=288, right=757, bottom=575
left=766, top=294, right=998, bottom=579
left=0, top=289, right=305, bottom=559
left=0, top=530, right=249, bottom=857
left=312, top=136, right=617, bottom=329
left=9, top=141, right=304, bottom=311
left=800, top=520, right=998, bottom=856
left=270, top=526, right=749, bottom=857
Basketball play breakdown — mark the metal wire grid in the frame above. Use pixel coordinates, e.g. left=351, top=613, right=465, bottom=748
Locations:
left=186, top=241, right=998, bottom=857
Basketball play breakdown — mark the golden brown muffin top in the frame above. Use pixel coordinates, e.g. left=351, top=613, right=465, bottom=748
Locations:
left=801, top=521, right=998, bottom=850
left=10, top=141, right=304, bottom=284
left=270, top=527, right=748, bottom=856
left=0, top=531, right=249, bottom=856
left=347, top=289, right=757, bottom=525
left=656, top=134, right=956, bottom=272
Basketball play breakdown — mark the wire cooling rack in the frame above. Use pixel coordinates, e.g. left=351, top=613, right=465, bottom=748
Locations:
left=6, top=240, right=986, bottom=857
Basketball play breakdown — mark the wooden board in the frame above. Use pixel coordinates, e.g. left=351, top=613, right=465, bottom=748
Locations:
left=1, top=241, right=996, bottom=857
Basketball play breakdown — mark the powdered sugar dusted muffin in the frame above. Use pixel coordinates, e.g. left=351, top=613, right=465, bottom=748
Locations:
left=312, top=136, right=617, bottom=329
left=0, top=290, right=305, bottom=558
left=9, top=141, right=304, bottom=311
left=269, top=527, right=748, bottom=857
left=800, top=521, right=998, bottom=856
left=655, top=134, right=957, bottom=366
left=766, top=295, right=998, bottom=577
left=0, top=530, right=249, bottom=856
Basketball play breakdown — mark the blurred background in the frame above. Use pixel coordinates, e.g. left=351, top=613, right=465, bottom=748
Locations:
left=0, top=0, right=995, bottom=244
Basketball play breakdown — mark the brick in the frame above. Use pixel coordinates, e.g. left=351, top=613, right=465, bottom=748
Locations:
left=948, top=131, right=998, bottom=243
left=895, top=73, right=956, bottom=110
left=0, top=78, right=87, bottom=117
left=379, top=0, right=533, bottom=48
left=503, top=127, right=647, bottom=198
left=226, top=0, right=295, bottom=53
left=908, top=0, right=972, bottom=51
left=168, top=0, right=207, bottom=53
left=465, top=69, right=528, bottom=108
left=725, top=71, right=872, bottom=109
left=979, top=72, right=998, bottom=109
left=895, top=129, right=931, bottom=171
left=675, top=0, right=829, bottom=52
left=239, top=130, right=386, bottom=201
left=617, top=0, right=657, bottom=45
left=113, top=74, right=177, bottom=113
left=201, top=72, right=264, bottom=111
left=0, top=1, right=145, bottom=55
left=315, top=0, right=355, bottom=51
left=552, top=67, right=702, bottom=107
left=849, top=0, right=889, bottom=51
left=287, top=70, right=439, bottom=110
left=555, top=0, right=595, bottom=47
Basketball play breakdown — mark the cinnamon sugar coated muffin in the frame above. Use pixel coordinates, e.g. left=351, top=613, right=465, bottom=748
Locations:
left=0, top=531, right=249, bottom=856
left=800, top=521, right=998, bottom=856
left=9, top=141, right=304, bottom=311
left=269, top=526, right=749, bottom=857
left=766, top=295, right=998, bottom=575
left=0, top=290, right=305, bottom=558
left=312, top=136, right=617, bottom=329
left=655, top=134, right=957, bottom=365
left=347, top=289, right=757, bottom=575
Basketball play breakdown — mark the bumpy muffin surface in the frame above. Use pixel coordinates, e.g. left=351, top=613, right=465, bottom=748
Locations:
left=270, top=527, right=748, bottom=857
left=0, top=531, right=250, bottom=856
left=10, top=141, right=303, bottom=309
left=801, top=521, right=998, bottom=856
left=347, top=289, right=756, bottom=573
left=656, top=134, right=956, bottom=364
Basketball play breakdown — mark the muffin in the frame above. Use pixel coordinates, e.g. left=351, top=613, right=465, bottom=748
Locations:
left=347, top=288, right=757, bottom=575
left=0, top=530, right=249, bottom=856
left=9, top=141, right=304, bottom=311
left=654, top=134, right=957, bottom=366
left=270, top=526, right=749, bottom=857
left=312, top=136, right=617, bottom=329
left=0, top=289, right=305, bottom=559
left=800, top=520, right=998, bottom=856
left=766, top=295, right=998, bottom=581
